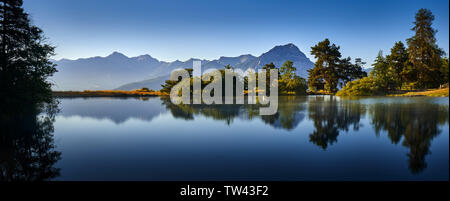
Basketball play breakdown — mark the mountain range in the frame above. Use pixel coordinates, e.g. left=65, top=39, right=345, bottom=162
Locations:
left=51, top=43, right=314, bottom=91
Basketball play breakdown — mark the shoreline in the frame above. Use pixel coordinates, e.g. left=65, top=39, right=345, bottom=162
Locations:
left=52, top=88, right=449, bottom=98
left=52, top=90, right=168, bottom=98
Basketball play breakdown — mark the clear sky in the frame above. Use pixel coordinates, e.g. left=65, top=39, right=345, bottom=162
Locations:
left=23, top=0, right=449, bottom=66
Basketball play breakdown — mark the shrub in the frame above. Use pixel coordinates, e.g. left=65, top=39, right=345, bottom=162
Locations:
left=336, top=77, right=384, bottom=96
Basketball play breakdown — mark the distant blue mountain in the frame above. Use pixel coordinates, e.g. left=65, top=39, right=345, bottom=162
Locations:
left=51, top=43, right=314, bottom=91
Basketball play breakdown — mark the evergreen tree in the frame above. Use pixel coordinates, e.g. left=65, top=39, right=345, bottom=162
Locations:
left=406, top=8, right=444, bottom=88
left=0, top=0, right=57, bottom=104
left=308, top=38, right=341, bottom=93
left=338, top=57, right=367, bottom=87
left=308, top=39, right=366, bottom=93
left=386, top=41, right=409, bottom=89
left=370, top=51, right=392, bottom=90
left=262, top=62, right=276, bottom=70
left=279, top=60, right=307, bottom=94
left=307, top=66, right=325, bottom=92
left=440, top=57, right=449, bottom=85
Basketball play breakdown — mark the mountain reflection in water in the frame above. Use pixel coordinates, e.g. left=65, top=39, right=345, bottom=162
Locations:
left=1, top=96, right=448, bottom=180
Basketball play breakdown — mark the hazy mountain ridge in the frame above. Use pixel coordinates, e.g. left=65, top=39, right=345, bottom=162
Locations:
left=52, top=43, right=314, bottom=91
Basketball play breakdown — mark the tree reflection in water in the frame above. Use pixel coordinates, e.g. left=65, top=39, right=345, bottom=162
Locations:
left=161, top=96, right=307, bottom=129
left=162, top=95, right=448, bottom=174
left=307, top=96, right=366, bottom=150
left=369, top=102, right=449, bottom=174
left=0, top=99, right=61, bottom=181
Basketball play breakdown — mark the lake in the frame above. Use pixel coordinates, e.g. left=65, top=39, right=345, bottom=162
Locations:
left=1, top=96, right=448, bottom=181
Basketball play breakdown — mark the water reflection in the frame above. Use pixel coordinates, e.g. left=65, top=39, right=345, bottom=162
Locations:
left=5, top=96, right=445, bottom=180
left=160, top=96, right=448, bottom=174
left=161, top=96, right=307, bottom=129
left=0, top=100, right=61, bottom=181
left=307, top=96, right=365, bottom=149
left=369, top=102, right=449, bottom=173
left=58, top=97, right=164, bottom=124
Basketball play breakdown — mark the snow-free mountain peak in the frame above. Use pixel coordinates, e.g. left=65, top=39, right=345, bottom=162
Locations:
left=52, top=43, right=314, bottom=91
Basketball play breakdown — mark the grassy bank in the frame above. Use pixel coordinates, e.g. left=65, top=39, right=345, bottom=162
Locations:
left=53, top=90, right=168, bottom=97
left=388, top=88, right=449, bottom=97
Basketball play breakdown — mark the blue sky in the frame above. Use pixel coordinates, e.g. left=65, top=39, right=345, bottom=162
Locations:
left=24, top=0, right=449, bottom=66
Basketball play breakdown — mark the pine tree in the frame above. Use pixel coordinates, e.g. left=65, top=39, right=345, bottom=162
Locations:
left=406, top=8, right=444, bottom=88
left=338, top=57, right=367, bottom=87
left=386, top=41, right=409, bottom=89
left=308, top=38, right=341, bottom=93
left=440, top=57, right=449, bottom=85
left=262, top=62, right=276, bottom=70
left=308, top=39, right=366, bottom=93
left=0, top=0, right=57, bottom=104
left=370, top=51, right=392, bottom=91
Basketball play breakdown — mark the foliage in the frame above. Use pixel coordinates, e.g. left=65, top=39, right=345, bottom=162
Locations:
left=161, top=62, right=308, bottom=96
left=406, top=8, right=444, bottom=88
left=279, top=61, right=307, bottom=95
left=386, top=41, right=409, bottom=89
left=336, top=76, right=383, bottom=96
left=338, top=8, right=447, bottom=95
left=0, top=0, right=57, bottom=104
left=370, top=51, right=394, bottom=90
left=307, top=38, right=366, bottom=93
left=339, top=57, right=367, bottom=87
left=160, top=69, right=193, bottom=93
left=440, top=57, right=449, bottom=84
left=308, top=39, right=341, bottom=93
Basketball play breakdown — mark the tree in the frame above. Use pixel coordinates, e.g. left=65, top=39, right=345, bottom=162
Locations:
left=338, top=57, right=367, bottom=87
left=224, top=64, right=233, bottom=70
left=280, top=61, right=296, bottom=82
left=370, top=51, right=395, bottom=91
left=308, top=39, right=342, bottom=93
left=440, top=57, right=448, bottom=85
left=307, top=66, right=325, bottom=92
left=262, top=62, right=276, bottom=70
left=279, top=60, right=307, bottom=94
left=406, top=8, right=444, bottom=88
left=0, top=0, right=57, bottom=104
left=160, top=68, right=193, bottom=93
left=386, top=41, right=409, bottom=89
left=308, top=39, right=366, bottom=93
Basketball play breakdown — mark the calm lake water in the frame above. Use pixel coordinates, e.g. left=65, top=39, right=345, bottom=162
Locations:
left=1, top=96, right=448, bottom=181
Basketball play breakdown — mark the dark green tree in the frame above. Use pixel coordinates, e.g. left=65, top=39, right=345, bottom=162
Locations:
left=406, top=8, right=444, bottom=88
left=308, top=39, right=342, bottom=93
left=160, top=68, right=193, bottom=93
left=0, top=0, right=57, bottom=104
left=440, top=57, right=449, bottom=85
left=386, top=41, right=409, bottom=89
left=307, top=66, right=325, bottom=92
left=370, top=51, right=393, bottom=90
left=308, top=39, right=367, bottom=93
left=338, top=57, right=367, bottom=87
left=262, top=62, right=276, bottom=70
